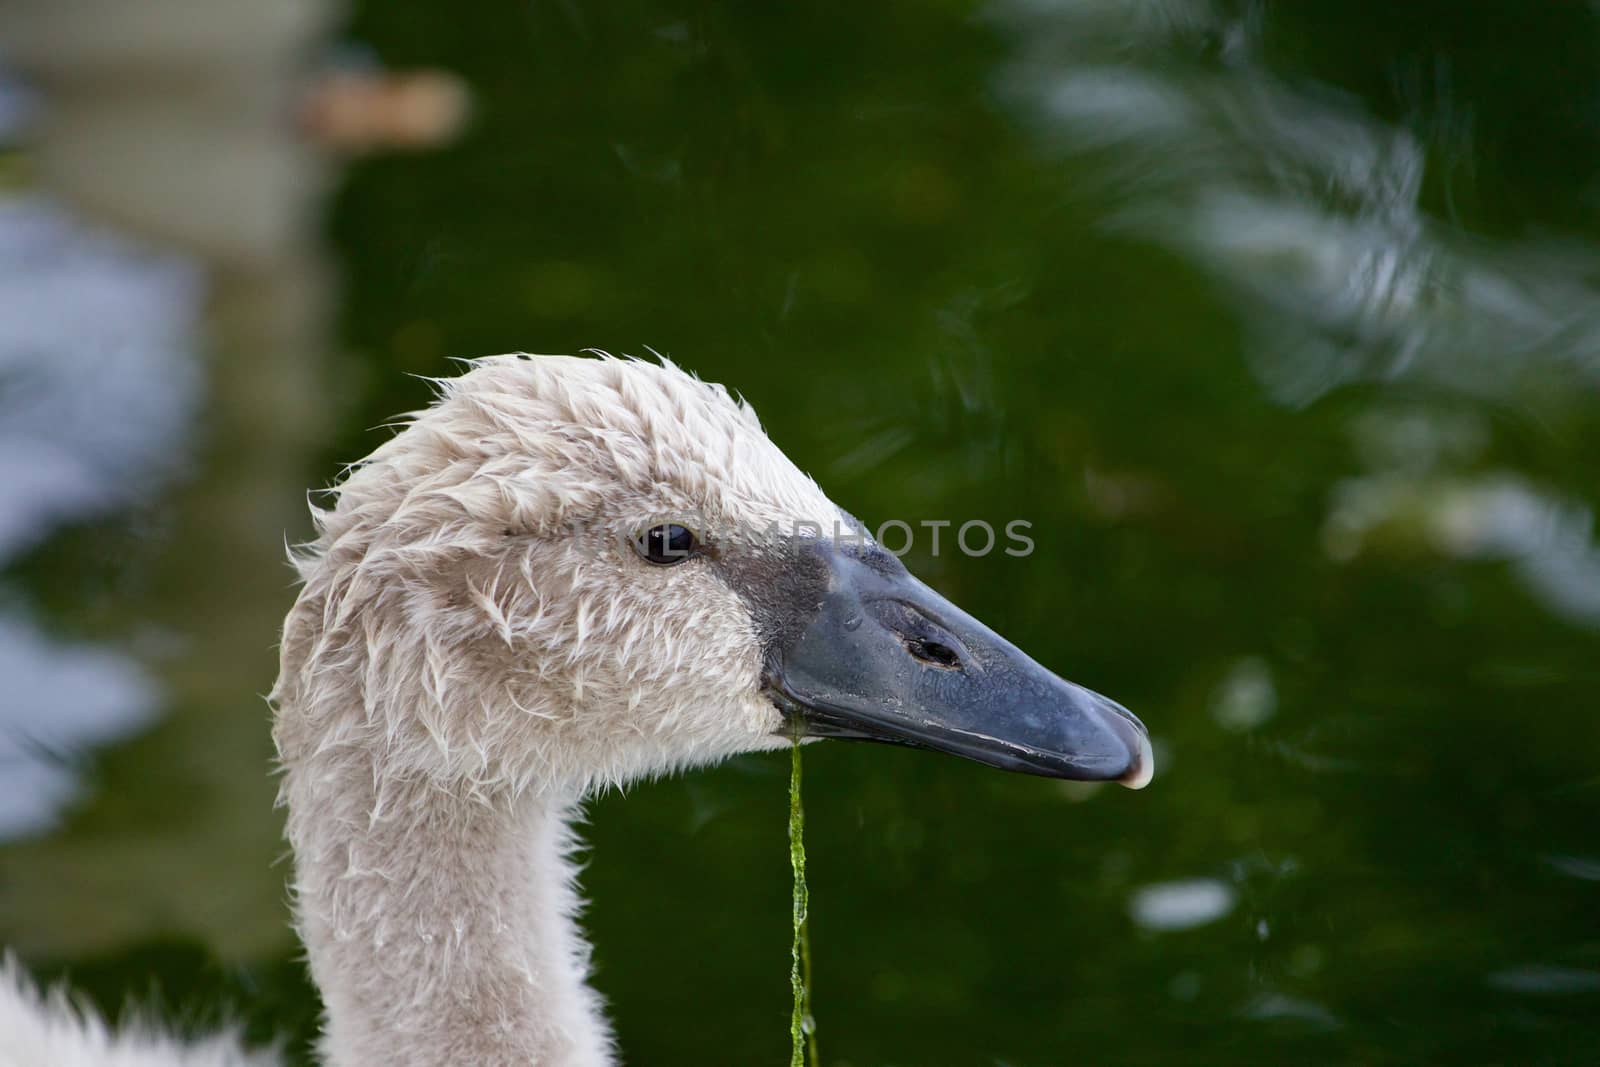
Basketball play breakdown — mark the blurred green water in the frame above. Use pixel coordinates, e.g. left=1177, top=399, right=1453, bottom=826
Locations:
left=4, top=1, right=1600, bottom=1064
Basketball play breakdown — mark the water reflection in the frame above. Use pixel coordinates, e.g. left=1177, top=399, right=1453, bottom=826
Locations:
left=0, top=0, right=466, bottom=962
left=0, top=196, right=201, bottom=559
left=1326, top=469, right=1600, bottom=627
left=1129, top=877, right=1236, bottom=931
left=994, top=0, right=1600, bottom=404
left=1210, top=655, right=1277, bottom=732
left=1542, top=854, right=1600, bottom=882
left=0, top=611, right=156, bottom=839
left=1323, top=406, right=1600, bottom=627
left=1488, top=966, right=1600, bottom=996
left=1240, top=990, right=1340, bottom=1029
left=0, top=82, right=200, bottom=841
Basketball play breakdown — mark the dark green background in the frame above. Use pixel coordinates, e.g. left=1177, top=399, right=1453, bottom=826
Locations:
left=6, top=1, right=1600, bottom=1064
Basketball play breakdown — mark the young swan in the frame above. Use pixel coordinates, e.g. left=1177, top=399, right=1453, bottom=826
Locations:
left=0, top=354, right=1151, bottom=1067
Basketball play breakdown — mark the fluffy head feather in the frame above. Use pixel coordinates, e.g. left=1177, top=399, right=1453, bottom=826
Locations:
left=272, top=353, right=843, bottom=799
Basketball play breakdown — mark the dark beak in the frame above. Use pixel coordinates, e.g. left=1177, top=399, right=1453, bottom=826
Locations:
left=763, top=540, right=1152, bottom=788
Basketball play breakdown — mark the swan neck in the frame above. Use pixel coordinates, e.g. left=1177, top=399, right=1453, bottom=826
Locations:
left=285, top=760, right=612, bottom=1067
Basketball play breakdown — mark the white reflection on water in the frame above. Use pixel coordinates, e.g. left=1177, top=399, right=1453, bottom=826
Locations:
left=1129, top=877, right=1236, bottom=930
left=1210, top=655, right=1276, bottom=732
left=0, top=611, right=157, bottom=839
left=992, top=0, right=1600, bottom=404
left=1239, top=990, right=1342, bottom=1029
left=1488, top=965, right=1600, bottom=995
left=0, top=81, right=202, bottom=839
left=0, top=196, right=202, bottom=558
left=1542, top=854, right=1600, bottom=881
left=1325, top=472, right=1600, bottom=628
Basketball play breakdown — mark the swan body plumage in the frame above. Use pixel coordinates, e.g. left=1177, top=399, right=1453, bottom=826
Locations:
left=1, top=354, right=1150, bottom=1066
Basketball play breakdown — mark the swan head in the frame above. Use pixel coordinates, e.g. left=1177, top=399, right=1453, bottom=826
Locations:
left=273, top=354, right=1151, bottom=796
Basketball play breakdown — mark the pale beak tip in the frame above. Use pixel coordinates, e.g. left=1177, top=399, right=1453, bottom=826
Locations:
left=1120, top=730, right=1155, bottom=790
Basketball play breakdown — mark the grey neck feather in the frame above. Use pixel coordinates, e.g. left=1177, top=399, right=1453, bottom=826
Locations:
left=284, top=753, right=614, bottom=1067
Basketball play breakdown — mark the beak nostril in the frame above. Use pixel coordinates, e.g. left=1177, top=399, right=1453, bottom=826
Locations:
left=906, top=637, right=962, bottom=670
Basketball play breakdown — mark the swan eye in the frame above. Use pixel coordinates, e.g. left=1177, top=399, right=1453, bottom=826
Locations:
left=635, top=523, right=699, bottom=566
